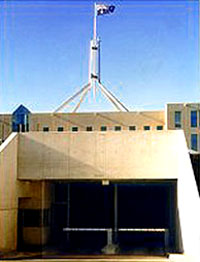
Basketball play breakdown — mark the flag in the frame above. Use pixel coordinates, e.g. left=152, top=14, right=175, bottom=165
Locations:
left=96, top=4, right=115, bottom=16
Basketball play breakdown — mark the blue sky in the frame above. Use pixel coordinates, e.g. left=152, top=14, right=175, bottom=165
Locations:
left=0, top=0, right=199, bottom=113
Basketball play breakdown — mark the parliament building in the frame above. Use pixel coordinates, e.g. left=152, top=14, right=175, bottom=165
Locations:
left=0, top=103, right=200, bottom=261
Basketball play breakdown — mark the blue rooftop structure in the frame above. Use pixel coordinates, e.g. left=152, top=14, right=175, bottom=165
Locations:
left=12, top=104, right=31, bottom=132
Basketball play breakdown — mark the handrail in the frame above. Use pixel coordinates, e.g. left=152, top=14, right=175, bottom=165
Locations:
left=63, top=227, right=167, bottom=232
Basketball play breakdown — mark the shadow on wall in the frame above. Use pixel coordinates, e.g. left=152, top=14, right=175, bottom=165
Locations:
left=17, top=134, right=106, bottom=180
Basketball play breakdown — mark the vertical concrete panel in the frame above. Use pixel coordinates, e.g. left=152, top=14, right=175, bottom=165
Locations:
left=106, top=132, right=124, bottom=179
left=0, top=133, right=18, bottom=251
left=69, top=132, right=98, bottom=178
left=96, top=133, right=106, bottom=177
left=0, top=210, right=17, bottom=251
left=176, top=132, right=200, bottom=262
left=17, top=181, right=51, bottom=246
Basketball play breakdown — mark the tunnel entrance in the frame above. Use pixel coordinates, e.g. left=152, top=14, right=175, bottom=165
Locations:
left=50, top=181, right=177, bottom=255
left=51, top=182, right=113, bottom=253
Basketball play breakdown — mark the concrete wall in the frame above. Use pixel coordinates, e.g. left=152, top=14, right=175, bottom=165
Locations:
left=0, top=133, right=18, bottom=251
left=170, top=131, right=200, bottom=262
left=166, top=103, right=200, bottom=151
left=0, top=114, right=12, bottom=144
left=18, top=181, right=51, bottom=246
left=1, top=129, right=200, bottom=261
left=29, top=111, right=165, bottom=132
left=0, top=133, right=51, bottom=251
left=0, top=110, right=165, bottom=145
left=17, top=130, right=200, bottom=261
left=18, top=131, right=182, bottom=180
left=2, top=103, right=200, bottom=152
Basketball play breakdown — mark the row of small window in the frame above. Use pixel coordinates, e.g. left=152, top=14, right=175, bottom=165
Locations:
left=175, top=111, right=200, bottom=128
left=42, top=125, right=164, bottom=132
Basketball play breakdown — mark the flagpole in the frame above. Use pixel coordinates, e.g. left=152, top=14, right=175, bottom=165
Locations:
left=54, top=3, right=129, bottom=113
left=93, top=3, right=97, bottom=42
left=93, top=3, right=97, bottom=100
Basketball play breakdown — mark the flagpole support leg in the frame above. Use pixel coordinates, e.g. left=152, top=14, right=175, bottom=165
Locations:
left=54, top=83, right=91, bottom=113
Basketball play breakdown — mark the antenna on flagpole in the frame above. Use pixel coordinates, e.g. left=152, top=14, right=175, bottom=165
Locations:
left=54, top=3, right=129, bottom=113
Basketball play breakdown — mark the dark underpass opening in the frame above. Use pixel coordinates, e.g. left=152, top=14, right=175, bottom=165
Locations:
left=49, top=181, right=179, bottom=255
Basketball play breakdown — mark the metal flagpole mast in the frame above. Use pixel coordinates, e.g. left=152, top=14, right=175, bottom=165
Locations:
left=98, top=38, right=101, bottom=83
left=54, top=3, right=129, bottom=113
left=91, top=2, right=98, bottom=100
left=93, top=3, right=97, bottom=42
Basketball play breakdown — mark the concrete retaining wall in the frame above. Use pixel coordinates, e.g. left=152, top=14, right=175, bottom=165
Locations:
left=0, top=133, right=18, bottom=251
left=18, top=131, right=183, bottom=180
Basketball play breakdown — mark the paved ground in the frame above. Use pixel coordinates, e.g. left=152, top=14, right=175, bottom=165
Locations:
left=0, top=258, right=170, bottom=262
left=0, top=251, right=171, bottom=262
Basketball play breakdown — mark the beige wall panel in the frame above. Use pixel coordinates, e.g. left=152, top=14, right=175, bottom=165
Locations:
left=18, top=133, right=69, bottom=179
left=0, top=133, right=18, bottom=251
left=0, top=210, right=17, bottom=251
left=18, top=134, right=44, bottom=179
left=39, top=134, right=69, bottom=179
left=0, top=114, right=12, bottom=143
left=23, top=227, right=50, bottom=246
left=95, top=133, right=107, bottom=176
left=167, top=103, right=200, bottom=151
left=0, top=110, right=165, bottom=142
left=69, top=133, right=101, bottom=178
left=105, top=132, right=125, bottom=178
left=18, top=131, right=183, bottom=180
left=0, top=133, right=18, bottom=209
left=105, top=131, right=180, bottom=179
left=18, top=182, right=51, bottom=209
left=29, top=111, right=165, bottom=132
left=0, top=133, right=51, bottom=251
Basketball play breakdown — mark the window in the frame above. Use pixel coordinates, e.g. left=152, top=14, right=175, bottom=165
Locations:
left=175, top=111, right=181, bottom=128
left=72, top=126, right=78, bottom=132
left=156, top=126, right=163, bottom=130
left=115, top=126, right=121, bottom=131
left=199, top=111, right=200, bottom=127
left=144, top=126, right=150, bottom=131
left=43, top=126, right=49, bottom=132
left=191, top=111, right=197, bottom=127
left=129, top=126, right=136, bottom=131
left=57, top=126, right=64, bottom=132
left=191, top=134, right=198, bottom=151
left=100, top=126, right=107, bottom=131
left=11, top=105, right=30, bottom=133
left=86, top=126, right=93, bottom=132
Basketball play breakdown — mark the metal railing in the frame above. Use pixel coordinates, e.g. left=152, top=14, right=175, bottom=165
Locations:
left=63, top=227, right=169, bottom=254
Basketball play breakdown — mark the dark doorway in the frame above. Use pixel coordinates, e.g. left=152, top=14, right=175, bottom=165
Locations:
left=117, top=183, right=176, bottom=254
left=49, top=181, right=177, bottom=255
left=50, top=182, right=113, bottom=254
